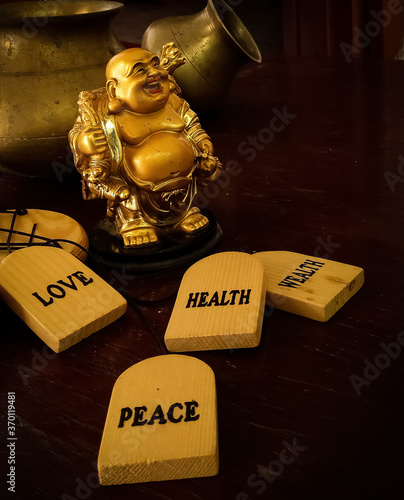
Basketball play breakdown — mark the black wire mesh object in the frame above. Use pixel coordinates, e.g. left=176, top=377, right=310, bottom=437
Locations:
left=0, top=209, right=88, bottom=257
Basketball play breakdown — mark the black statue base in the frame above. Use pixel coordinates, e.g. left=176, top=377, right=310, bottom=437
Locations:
left=88, top=209, right=222, bottom=272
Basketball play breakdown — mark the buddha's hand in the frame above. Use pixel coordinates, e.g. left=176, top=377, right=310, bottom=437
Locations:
left=78, top=125, right=109, bottom=156
left=82, top=165, right=109, bottom=183
left=197, top=139, right=222, bottom=176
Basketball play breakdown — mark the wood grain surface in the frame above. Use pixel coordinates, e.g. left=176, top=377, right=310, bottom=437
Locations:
left=165, top=252, right=266, bottom=351
left=98, top=355, right=218, bottom=485
left=0, top=209, right=89, bottom=263
left=253, top=250, right=364, bottom=321
left=0, top=246, right=127, bottom=352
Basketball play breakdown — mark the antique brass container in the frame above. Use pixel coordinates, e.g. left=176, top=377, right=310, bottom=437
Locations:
left=141, top=0, right=261, bottom=111
left=0, top=1, right=124, bottom=176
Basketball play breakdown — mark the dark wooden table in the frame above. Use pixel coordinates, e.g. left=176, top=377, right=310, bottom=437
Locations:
left=2, top=6, right=404, bottom=499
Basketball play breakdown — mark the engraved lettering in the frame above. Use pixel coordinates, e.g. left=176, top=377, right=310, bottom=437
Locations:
left=132, top=406, right=148, bottom=426
left=71, top=271, right=94, bottom=286
left=56, top=275, right=78, bottom=291
left=186, top=292, right=200, bottom=308
left=118, top=407, right=132, bottom=428
left=197, top=292, right=209, bottom=307
left=229, top=290, right=240, bottom=305
left=278, top=279, right=300, bottom=289
left=147, top=404, right=168, bottom=425
left=47, top=284, right=66, bottom=298
left=207, top=291, right=220, bottom=307
left=32, top=292, right=53, bottom=307
left=278, top=259, right=325, bottom=289
left=31, top=271, right=95, bottom=307
left=185, top=289, right=252, bottom=308
left=118, top=401, right=200, bottom=428
left=219, top=290, right=230, bottom=306
left=239, top=288, right=251, bottom=305
left=167, top=402, right=184, bottom=423
left=184, top=401, right=200, bottom=422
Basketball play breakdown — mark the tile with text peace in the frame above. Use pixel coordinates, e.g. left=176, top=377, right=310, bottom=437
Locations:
left=253, top=251, right=364, bottom=321
left=165, top=252, right=266, bottom=352
left=98, top=354, right=218, bottom=485
left=0, top=246, right=126, bottom=352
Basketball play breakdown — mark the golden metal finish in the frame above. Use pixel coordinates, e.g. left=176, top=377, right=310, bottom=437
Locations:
left=142, top=0, right=261, bottom=111
left=69, top=45, right=222, bottom=248
left=0, top=1, right=124, bottom=176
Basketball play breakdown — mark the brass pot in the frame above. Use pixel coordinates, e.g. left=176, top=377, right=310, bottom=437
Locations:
left=141, top=0, right=261, bottom=112
left=0, top=1, right=124, bottom=176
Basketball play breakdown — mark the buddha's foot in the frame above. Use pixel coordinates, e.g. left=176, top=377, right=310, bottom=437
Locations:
left=121, top=226, right=159, bottom=247
left=178, top=208, right=209, bottom=234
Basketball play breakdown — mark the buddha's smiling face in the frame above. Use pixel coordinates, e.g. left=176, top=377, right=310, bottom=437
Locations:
left=106, top=48, right=170, bottom=114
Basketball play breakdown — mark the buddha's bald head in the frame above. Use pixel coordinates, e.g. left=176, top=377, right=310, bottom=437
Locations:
left=106, top=48, right=156, bottom=81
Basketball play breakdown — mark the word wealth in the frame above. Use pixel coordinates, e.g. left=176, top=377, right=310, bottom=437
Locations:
left=278, top=259, right=325, bottom=289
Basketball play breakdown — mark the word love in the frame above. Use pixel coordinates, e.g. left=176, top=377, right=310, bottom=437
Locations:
left=32, top=271, right=93, bottom=307
left=118, top=400, right=200, bottom=428
left=0, top=246, right=127, bottom=352
left=186, top=289, right=251, bottom=308
left=278, top=259, right=325, bottom=289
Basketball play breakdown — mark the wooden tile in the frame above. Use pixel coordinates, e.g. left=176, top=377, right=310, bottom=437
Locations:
left=98, top=354, right=218, bottom=485
left=253, top=251, right=364, bottom=321
left=0, top=209, right=89, bottom=263
left=0, top=246, right=126, bottom=352
left=164, top=252, right=266, bottom=352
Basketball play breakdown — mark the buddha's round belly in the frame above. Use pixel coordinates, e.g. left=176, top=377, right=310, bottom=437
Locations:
left=123, top=131, right=196, bottom=191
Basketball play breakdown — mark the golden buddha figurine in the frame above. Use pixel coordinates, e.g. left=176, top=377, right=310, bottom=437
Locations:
left=69, top=44, right=222, bottom=248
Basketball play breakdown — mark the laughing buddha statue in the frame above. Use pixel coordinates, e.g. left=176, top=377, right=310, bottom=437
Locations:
left=69, top=44, right=221, bottom=247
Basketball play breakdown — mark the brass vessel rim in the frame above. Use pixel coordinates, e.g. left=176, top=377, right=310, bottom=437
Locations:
left=207, top=0, right=262, bottom=63
left=0, top=1, right=124, bottom=24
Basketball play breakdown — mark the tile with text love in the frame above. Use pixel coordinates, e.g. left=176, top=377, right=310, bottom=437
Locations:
left=0, top=246, right=126, bottom=352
